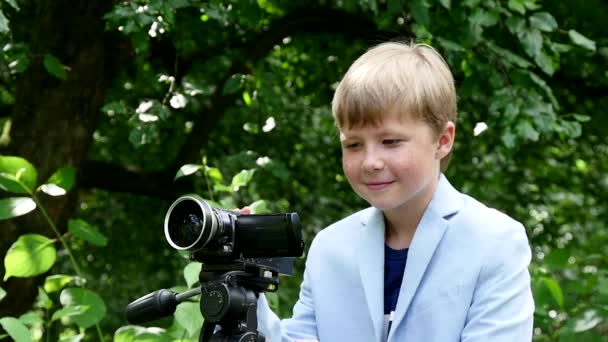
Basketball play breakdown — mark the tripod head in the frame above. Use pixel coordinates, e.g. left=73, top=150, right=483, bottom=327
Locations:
left=125, top=261, right=279, bottom=341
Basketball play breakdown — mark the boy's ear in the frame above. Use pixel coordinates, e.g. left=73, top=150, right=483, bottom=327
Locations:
left=436, top=121, right=455, bottom=159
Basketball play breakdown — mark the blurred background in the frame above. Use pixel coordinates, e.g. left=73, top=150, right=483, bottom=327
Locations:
left=0, top=0, right=606, bottom=341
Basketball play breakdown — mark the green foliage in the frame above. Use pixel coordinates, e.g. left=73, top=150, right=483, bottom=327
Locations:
left=114, top=325, right=171, bottom=341
left=59, top=288, right=106, bottom=329
left=0, top=197, right=36, bottom=220
left=0, top=158, right=110, bottom=340
left=67, top=219, right=108, bottom=247
left=42, top=54, right=68, bottom=80
left=0, top=156, right=37, bottom=194
left=42, top=167, right=76, bottom=195
left=0, top=316, right=32, bottom=342
left=3, top=234, right=56, bottom=281
left=1, top=0, right=606, bottom=340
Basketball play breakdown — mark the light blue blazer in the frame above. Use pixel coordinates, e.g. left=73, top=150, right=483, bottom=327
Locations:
left=256, top=175, right=534, bottom=341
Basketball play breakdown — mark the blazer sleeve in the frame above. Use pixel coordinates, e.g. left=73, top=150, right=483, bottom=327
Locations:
left=460, top=223, right=535, bottom=342
left=256, top=241, right=321, bottom=342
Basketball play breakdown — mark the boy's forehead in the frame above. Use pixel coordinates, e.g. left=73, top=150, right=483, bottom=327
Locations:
left=339, top=112, right=418, bottom=132
left=338, top=117, right=407, bottom=139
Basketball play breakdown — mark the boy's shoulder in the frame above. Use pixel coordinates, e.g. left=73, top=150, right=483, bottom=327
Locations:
left=455, top=193, right=526, bottom=241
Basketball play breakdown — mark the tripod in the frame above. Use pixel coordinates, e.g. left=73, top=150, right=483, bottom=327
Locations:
left=125, top=261, right=279, bottom=342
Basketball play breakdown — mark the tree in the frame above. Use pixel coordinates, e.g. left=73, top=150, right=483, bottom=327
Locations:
left=0, top=0, right=606, bottom=340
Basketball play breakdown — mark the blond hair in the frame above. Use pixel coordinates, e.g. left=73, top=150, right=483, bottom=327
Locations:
left=332, top=41, right=457, bottom=170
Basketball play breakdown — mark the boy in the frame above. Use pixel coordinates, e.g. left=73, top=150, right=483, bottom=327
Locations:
left=255, top=41, right=534, bottom=341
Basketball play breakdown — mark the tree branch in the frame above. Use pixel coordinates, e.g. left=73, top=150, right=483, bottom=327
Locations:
left=83, top=7, right=406, bottom=196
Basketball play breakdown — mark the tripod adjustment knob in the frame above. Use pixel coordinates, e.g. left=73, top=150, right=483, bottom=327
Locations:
left=201, top=282, right=229, bottom=321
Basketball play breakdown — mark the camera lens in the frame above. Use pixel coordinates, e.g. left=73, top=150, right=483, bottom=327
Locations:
left=164, top=195, right=216, bottom=250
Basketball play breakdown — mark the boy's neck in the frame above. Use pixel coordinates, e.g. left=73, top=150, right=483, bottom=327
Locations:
left=383, top=177, right=438, bottom=250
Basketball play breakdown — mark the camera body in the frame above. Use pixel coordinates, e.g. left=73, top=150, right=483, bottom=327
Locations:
left=164, top=195, right=304, bottom=273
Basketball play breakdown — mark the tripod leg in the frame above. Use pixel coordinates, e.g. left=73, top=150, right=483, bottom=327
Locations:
left=199, top=321, right=216, bottom=342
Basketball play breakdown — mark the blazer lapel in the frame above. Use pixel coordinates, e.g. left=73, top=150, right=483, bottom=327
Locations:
left=387, top=174, right=463, bottom=341
left=357, top=208, right=385, bottom=342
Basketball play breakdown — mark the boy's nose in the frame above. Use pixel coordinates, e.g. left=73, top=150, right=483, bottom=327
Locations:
left=362, top=152, right=384, bottom=171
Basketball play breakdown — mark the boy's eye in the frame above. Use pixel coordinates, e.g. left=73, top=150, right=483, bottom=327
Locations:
left=344, top=142, right=361, bottom=149
left=383, top=139, right=402, bottom=146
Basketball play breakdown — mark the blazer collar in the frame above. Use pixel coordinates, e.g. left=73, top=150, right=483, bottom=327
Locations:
left=357, top=174, right=463, bottom=342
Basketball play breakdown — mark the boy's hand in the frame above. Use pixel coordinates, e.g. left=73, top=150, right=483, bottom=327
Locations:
left=232, top=207, right=251, bottom=214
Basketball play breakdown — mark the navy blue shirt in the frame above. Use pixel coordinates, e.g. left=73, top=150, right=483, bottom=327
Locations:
left=384, top=245, right=408, bottom=315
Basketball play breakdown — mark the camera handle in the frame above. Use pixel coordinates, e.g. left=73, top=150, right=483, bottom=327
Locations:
left=198, top=264, right=280, bottom=342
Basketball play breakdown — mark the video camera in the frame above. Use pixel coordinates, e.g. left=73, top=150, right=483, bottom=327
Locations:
left=164, top=195, right=304, bottom=272
left=125, top=195, right=305, bottom=341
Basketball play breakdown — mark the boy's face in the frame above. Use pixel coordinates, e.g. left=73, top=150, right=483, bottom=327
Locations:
left=339, top=115, right=454, bottom=213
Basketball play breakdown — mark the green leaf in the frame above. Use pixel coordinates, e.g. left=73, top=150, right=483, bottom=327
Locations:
left=542, top=276, right=564, bottom=308
left=0, top=197, right=36, bottom=220
left=174, top=164, right=200, bottom=180
left=501, top=130, right=517, bottom=148
left=506, top=16, right=525, bottom=35
left=0, top=10, right=9, bottom=34
left=487, top=42, right=532, bottom=68
left=534, top=51, right=555, bottom=76
left=462, top=0, right=481, bottom=7
left=59, top=288, right=106, bottom=329
left=572, top=310, right=602, bottom=333
left=265, top=292, right=279, bottom=313
left=243, top=91, right=252, bottom=106
left=573, top=114, right=591, bottom=122
left=436, top=38, right=465, bottom=52
left=0, top=317, right=32, bottom=342
left=205, top=167, right=223, bottom=183
left=230, top=169, right=256, bottom=190
left=520, top=28, right=543, bottom=57
left=18, top=312, right=44, bottom=326
left=35, top=287, right=53, bottom=310
left=528, top=72, right=559, bottom=108
left=213, top=183, right=233, bottom=193
left=44, top=274, right=75, bottom=293
left=114, top=325, right=169, bottom=342
left=508, top=0, right=526, bottom=15
left=183, top=262, right=201, bottom=288
left=174, top=302, right=203, bottom=338
left=101, top=101, right=129, bottom=116
left=438, top=0, right=450, bottom=9
left=249, top=200, right=271, bottom=214
left=4, top=234, right=56, bottom=281
left=43, top=54, right=68, bottom=80
left=68, top=219, right=108, bottom=246
left=0, top=156, right=38, bottom=194
left=5, top=0, right=20, bottom=10
left=409, top=0, right=430, bottom=26
left=529, top=12, right=557, bottom=32
left=568, top=30, right=596, bottom=52
left=0, top=286, right=6, bottom=302
left=42, top=167, right=76, bottom=195
left=59, top=333, right=85, bottom=342
left=51, top=305, right=90, bottom=322
left=222, top=74, right=244, bottom=95
left=558, top=120, right=582, bottom=138
left=516, top=121, right=539, bottom=141
left=469, top=8, right=499, bottom=27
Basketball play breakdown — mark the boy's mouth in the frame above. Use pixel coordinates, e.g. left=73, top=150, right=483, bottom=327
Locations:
left=364, top=181, right=395, bottom=190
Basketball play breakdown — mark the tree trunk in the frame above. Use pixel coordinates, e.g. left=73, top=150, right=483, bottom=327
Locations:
left=0, top=0, right=122, bottom=317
